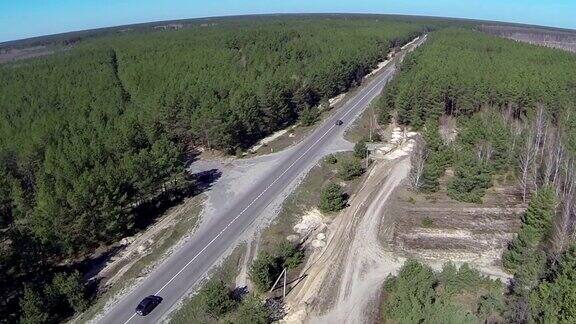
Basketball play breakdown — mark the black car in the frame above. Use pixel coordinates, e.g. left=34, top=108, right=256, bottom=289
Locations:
left=335, top=119, right=343, bottom=126
left=135, top=295, right=163, bottom=316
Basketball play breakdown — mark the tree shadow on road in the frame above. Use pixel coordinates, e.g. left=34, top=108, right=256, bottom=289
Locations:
left=78, top=168, right=222, bottom=298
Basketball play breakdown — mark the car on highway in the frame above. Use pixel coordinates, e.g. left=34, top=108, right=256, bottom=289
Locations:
left=335, top=119, right=343, bottom=125
left=135, top=295, right=163, bottom=316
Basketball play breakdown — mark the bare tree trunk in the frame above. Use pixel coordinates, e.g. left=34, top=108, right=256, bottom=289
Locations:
left=519, top=106, right=548, bottom=202
left=409, top=136, right=428, bottom=191
left=519, top=130, right=536, bottom=202
left=552, top=141, right=565, bottom=190
left=551, top=161, right=575, bottom=253
left=485, top=142, right=493, bottom=165
left=531, top=106, right=547, bottom=192
left=475, top=142, right=484, bottom=161
left=543, top=128, right=557, bottom=187
left=510, top=121, right=523, bottom=163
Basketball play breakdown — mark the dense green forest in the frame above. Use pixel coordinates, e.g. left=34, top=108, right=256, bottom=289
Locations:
left=0, top=16, right=437, bottom=322
left=5, top=16, right=574, bottom=323
left=382, top=28, right=576, bottom=201
left=381, top=28, right=576, bottom=322
left=382, top=260, right=504, bottom=323
left=382, top=28, right=576, bottom=135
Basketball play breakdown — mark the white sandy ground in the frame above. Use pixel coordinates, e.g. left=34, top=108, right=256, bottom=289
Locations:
left=249, top=127, right=294, bottom=153
left=364, top=60, right=390, bottom=79
left=329, top=93, right=346, bottom=107
left=281, top=126, right=514, bottom=324
left=248, top=91, right=348, bottom=153
left=281, top=131, right=416, bottom=324
left=401, top=35, right=422, bottom=50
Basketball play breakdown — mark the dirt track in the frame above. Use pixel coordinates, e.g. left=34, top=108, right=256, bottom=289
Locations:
left=283, top=138, right=414, bottom=323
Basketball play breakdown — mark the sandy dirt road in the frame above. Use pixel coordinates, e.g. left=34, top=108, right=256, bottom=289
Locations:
left=284, top=138, right=414, bottom=323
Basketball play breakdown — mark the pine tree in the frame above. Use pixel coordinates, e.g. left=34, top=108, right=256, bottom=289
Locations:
left=197, top=280, right=234, bottom=318
left=530, top=246, right=576, bottom=322
left=19, top=287, right=49, bottom=324
left=522, top=186, right=556, bottom=240
left=338, top=158, right=363, bottom=181
left=235, top=295, right=270, bottom=324
left=502, top=187, right=556, bottom=273
left=319, top=183, right=347, bottom=212
left=354, top=140, right=368, bottom=159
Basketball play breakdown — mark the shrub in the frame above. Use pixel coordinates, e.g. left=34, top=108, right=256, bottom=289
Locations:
left=249, top=252, right=279, bottom=292
left=249, top=242, right=305, bottom=292
left=384, top=260, right=503, bottom=323
left=529, top=246, right=576, bottom=322
left=338, top=158, right=363, bottom=180
left=196, top=280, right=235, bottom=317
left=421, top=217, right=433, bottom=228
left=477, top=291, right=504, bottom=320
left=299, top=107, right=319, bottom=126
left=419, top=119, right=452, bottom=192
left=274, top=241, right=304, bottom=270
left=502, top=187, right=556, bottom=273
left=447, top=150, right=491, bottom=203
left=19, top=271, right=88, bottom=323
left=441, top=263, right=483, bottom=294
left=383, top=259, right=437, bottom=322
left=354, top=140, right=368, bottom=159
left=319, top=183, right=347, bottom=212
left=377, top=86, right=394, bottom=124
left=235, top=295, right=270, bottom=324
left=20, top=288, right=49, bottom=324
left=325, top=154, right=338, bottom=164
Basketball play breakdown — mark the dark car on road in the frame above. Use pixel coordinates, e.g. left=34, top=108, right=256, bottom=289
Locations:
left=335, top=119, right=343, bottom=125
left=135, top=295, right=163, bottom=316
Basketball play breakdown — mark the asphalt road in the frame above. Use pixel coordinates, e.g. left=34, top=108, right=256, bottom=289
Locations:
left=97, top=35, right=426, bottom=324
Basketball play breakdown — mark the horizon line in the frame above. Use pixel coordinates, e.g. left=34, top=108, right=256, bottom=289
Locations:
left=2, top=11, right=575, bottom=45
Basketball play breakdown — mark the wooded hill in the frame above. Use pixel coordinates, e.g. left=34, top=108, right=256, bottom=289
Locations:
left=0, top=16, right=443, bottom=322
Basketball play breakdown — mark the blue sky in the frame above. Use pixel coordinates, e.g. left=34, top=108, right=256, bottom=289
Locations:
left=0, top=0, right=574, bottom=42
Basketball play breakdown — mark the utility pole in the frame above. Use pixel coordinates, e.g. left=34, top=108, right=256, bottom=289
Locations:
left=283, top=268, right=287, bottom=299
left=369, top=106, right=373, bottom=142
left=269, top=268, right=287, bottom=298
left=365, top=149, right=370, bottom=170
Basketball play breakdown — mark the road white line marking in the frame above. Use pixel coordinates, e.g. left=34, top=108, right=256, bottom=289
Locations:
left=118, top=65, right=395, bottom=324
left=153, top=127, right=337, bottom=296
left=340, top=70, right=392, bottom=122
left=122, top=313, right=136, bottom=324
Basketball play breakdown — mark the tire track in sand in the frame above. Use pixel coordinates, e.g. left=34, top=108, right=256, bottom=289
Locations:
left=283, top=141, right=413, bottom=323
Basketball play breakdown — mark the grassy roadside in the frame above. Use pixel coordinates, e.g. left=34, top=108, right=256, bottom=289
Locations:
left=75, top=195, right=204, bottom=323
left=169, top=244, right=247, bottom=324
left=259, top=151, right=366, bottom=254
left=343, top=100, right=381, bottom=143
